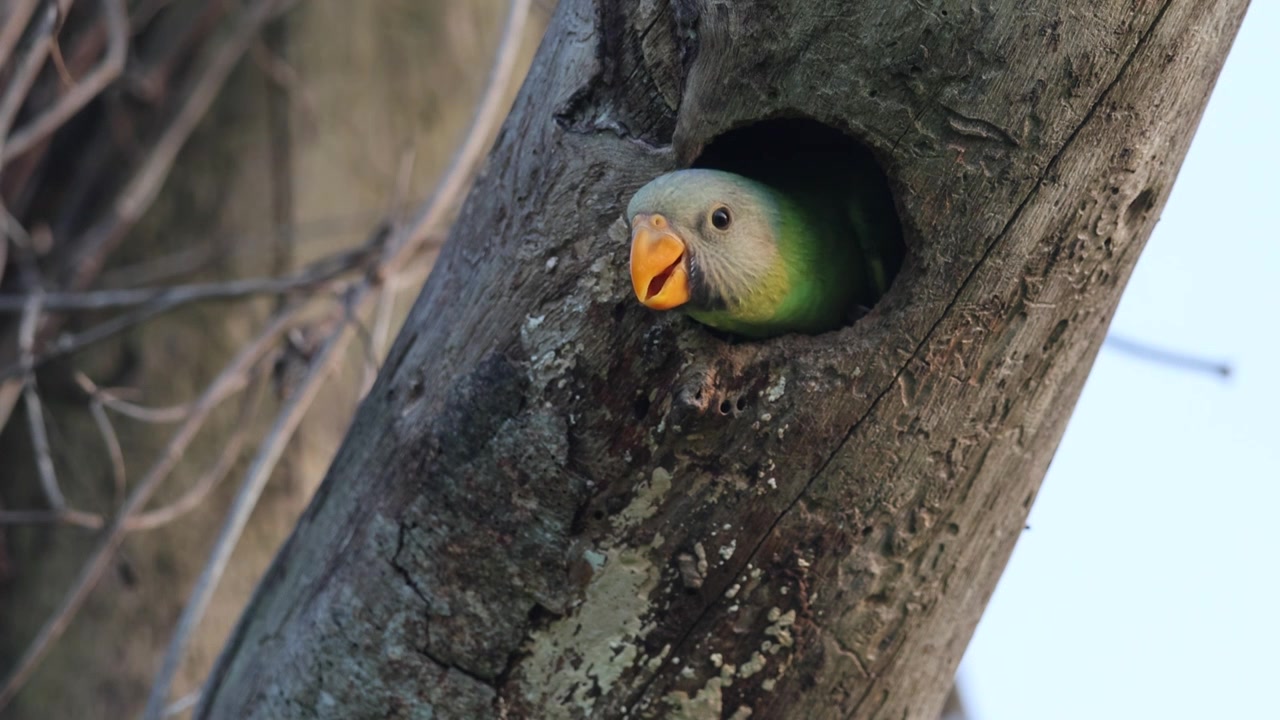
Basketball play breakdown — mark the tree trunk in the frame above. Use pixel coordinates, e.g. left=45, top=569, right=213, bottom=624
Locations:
left=200, top=1, right=1246, bottom=718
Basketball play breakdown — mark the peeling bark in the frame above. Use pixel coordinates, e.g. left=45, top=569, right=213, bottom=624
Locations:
left=200, top=1, right=1247, bottom=718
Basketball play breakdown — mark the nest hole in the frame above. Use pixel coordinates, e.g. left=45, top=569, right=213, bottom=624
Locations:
left=690, top=118, right=905, bottom=332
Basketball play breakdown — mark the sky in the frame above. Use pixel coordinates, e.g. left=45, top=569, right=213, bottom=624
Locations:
left=958, top=4, right=1278, bottom=718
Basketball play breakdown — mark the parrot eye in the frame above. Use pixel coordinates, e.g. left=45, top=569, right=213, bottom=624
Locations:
left=710, top=206, right=732, bottom=230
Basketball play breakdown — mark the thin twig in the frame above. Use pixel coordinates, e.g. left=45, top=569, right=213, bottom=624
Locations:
left=127, top=0, right=177, bottom=35
left=351, top=311, right=380, bottom=395
left=1, top=365, right=272, bottom=532
left=46, top=23, right=73, bottom=87
left=364, top=148, right=419, bottom=388
left=74, top=373, right=127, bottom=503
left=126, top=367, right=269, bottom=532
left=164, top=1, right=535, bottom=715
left=75, top=372, right=192, bottom=424
left=3, top=0, right=130, bottom=162
left=0, top=3, right=57, bottom=173
left=0, top=204, right=35, bottom=249
left=87, top=395, right=127, bottom=507
left=0, top=508, right=103, bottom=529
left=18, top=292, right=66, bottom=511
left=0, top=247, right=370, bottom=312
left=367, top=282, right=396, bottom=390
left=386, top=0, right=532, bottom=268
left=1104, top=334, right=1233, bottom=379
left=0, top=0, right=299, bottom=435
left=163, top=688, right=201, bottom=718
left=21, top=383, right=64, bottom=507
left=145, top=290, right=360, bottom=719
left=62, top=0, right=300, bottom=296
left=94, top=209, right=393, bottom=288
left=0, top=0, right=41, bottom=72
left=0, top=251, right=364, bottom=381
left=0, top=301, right=313, bottom=711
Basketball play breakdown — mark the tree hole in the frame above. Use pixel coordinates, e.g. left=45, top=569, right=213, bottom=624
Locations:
left=1124, top=187, right=1157, bottom=227
left=690, top=118, right=905, bottom=334
left=632, top=392, right=651, bottom=419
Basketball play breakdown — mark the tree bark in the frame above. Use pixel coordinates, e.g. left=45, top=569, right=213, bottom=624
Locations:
left=200, top=1, right=1246, bottom=718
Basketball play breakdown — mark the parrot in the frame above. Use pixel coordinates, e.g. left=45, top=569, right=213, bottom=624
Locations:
left=625, top=162, right=901, bottom=340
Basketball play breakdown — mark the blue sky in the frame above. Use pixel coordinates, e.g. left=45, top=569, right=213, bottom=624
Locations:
left=959, top=4, right=1278, bottom=718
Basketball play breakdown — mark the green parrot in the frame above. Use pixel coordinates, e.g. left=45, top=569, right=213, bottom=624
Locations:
left=626, top=165, right=900, bottom=339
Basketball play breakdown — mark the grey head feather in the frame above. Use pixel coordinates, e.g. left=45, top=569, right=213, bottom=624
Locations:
left=626, top=169, right=782, bottom=309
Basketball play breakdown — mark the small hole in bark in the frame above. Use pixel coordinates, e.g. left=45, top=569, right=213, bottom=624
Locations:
left=117, top=559, right=137, bottom=588
left=735, top=395, right=747, bottom=412
left=633, top=393, right=651, bottom=419
left=718, top=399, right=733, bottom=415
left=526, top=603, right=562, bottom=630
left=690, top=118, right=905, bottom=336
left=1125, top=187, right=1157, bottom=227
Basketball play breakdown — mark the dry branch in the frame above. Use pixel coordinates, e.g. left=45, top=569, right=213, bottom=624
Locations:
left=2, top=0, right=129, bottom=163
left=0, top=301, right=312, bottom=709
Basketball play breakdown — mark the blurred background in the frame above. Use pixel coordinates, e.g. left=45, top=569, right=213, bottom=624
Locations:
left=0, top=1, right=1269, bottom=718
left=0, top=2, right=547, bottom=717
left=959, top=3, right=1278, bottom=718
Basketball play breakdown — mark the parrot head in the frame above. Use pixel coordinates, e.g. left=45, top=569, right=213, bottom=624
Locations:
left=626, top=169, right=782, bottom=314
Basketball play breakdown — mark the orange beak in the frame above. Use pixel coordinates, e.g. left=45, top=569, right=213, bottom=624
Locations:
left=629, top=214, right=690, bottom=310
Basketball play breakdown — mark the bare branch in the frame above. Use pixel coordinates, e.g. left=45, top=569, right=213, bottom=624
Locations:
left=0, top=367, right=267, bottom=533
left=0, top=1, right=41, bottom=72
left=126, top=368, right=268, bottom=532
left=21, top=382, right=63, bottom=508
left=75, top=372, right=192, bottom=424
left=3, top=0, right=130, bottom=162
left=18, top=291, right=66, bottom=511
left=62, top=0, right=300, bottom=295
left=0, top=300, right=313, bottom=711
left=0, top=247, right=367, bottom=380
left=0, top=3, right=57, bottom=172
left=0, top=246, right=370, bottom=312
left=94, top=209, right=392, bottom=288
left=1104, top=334, right=1233, bottom=379
left=386, top=0, right=533, bottom=269
left=163, top=688, right=201, bottom=718
left=74, top=373, right=127, bottom=503
left=0, top=508, right=103, bottom=529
